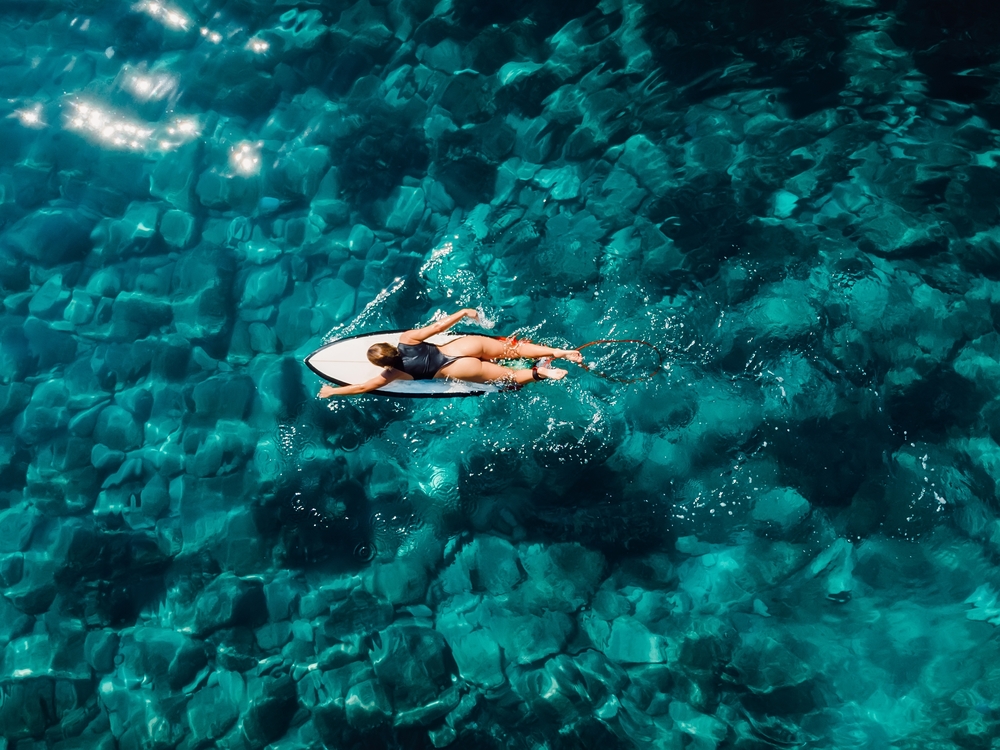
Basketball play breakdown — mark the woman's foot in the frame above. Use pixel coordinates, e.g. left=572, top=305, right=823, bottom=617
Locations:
left=534, top=357, right=567, bottom=380
left=553, top=349, right=583, bottom=364
left=537, top=367, right=567, bottom=380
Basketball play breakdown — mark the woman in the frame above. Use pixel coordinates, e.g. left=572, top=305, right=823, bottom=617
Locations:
left=318, top=308, right=582, bottom=397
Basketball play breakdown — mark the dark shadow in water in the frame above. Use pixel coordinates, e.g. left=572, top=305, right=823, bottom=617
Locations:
left=640, top=0, right=850, bottom=118
left=894, top=0, right=1000, bottom=108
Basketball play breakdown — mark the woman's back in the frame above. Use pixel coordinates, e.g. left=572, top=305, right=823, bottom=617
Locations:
left=397, top=342, right=454, bottom=380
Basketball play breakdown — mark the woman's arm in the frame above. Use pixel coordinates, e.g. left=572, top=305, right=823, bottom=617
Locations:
left=318, top=369, right=402, bottom=397
left=400, top=308, right=478, bottom=344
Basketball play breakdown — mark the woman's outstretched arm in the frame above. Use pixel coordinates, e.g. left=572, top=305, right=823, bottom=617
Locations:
left=318, top=369, right=402, bottom=397
left=400, top=308, right=478, bottom=344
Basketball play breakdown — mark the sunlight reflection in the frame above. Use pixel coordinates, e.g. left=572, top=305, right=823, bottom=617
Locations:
left=66, top=101, right=200, bottom=152
left=200, top=27, right=223, bottom=44
left=134, top=0, right=191, bottom=31
left=10, top=104, right=45, bottom=129
left=123, top=68, right=177, bottom=101
left=231, top=142, right=261, bottom=175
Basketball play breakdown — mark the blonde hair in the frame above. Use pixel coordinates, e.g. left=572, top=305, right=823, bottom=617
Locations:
left=368, top=343, right=403, bottom=369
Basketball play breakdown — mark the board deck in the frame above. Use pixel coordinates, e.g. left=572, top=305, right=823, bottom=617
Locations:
left=305, top=331, right=503, bottom=397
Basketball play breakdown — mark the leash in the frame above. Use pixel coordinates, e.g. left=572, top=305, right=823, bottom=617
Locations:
left=575, top=338, right=664, bottom=383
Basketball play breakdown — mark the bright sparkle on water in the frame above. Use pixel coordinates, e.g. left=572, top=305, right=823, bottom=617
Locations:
left=134, top=0, right=191, bottom=30
left=199, top=27, right=222, bottom=44
left=66, top=101, right=200, bottom=152
left=231, top=142, right=261, bottom=175
left=11, top=105, right=44, bottom=128
left=123, top=69, right=177, bottom=101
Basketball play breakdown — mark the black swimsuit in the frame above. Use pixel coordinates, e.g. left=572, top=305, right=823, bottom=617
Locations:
left=397, top=342, right=462, bottom=380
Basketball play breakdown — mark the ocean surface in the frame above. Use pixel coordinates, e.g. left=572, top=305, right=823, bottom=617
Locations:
left=2, top=0, right=1000, bottom=747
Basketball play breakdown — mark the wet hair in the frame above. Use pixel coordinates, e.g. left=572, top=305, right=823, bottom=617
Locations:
left=368, top=343, right=403, bottom=369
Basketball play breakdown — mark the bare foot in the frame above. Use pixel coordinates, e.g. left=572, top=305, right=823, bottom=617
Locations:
left=535, top=358, right=567, bottom=380
left=538, top=367, right=567, bottom=380
left=555, top=349, right=583, bottom=364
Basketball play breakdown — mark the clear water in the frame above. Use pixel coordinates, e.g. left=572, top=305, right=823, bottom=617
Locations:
left=2, top=0, right=1000, bottom=747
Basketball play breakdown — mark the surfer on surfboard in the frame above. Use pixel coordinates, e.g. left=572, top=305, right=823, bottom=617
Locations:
left=317, top=308, right=582, bottom=397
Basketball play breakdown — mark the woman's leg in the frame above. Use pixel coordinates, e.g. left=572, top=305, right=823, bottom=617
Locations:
left=438, top=335, right=581, bottom=362
left=436, top=357, right=566, bottom=384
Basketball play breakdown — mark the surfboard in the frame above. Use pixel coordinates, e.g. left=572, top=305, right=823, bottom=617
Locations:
left=305, top=330, right=503, bottom=398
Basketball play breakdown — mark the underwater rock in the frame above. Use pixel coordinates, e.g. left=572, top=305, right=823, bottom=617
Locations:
left=807, top=538, right=855, bottom=601
left=345, top=678, right=392, bottom=729
left=192, top=374, right=256, bottom=420
left=314, top=277, right=356, bottom=324
left=0, top=381, right=30, bottom=422
left=188, top=573, right=266, bottom=637
left=272, top=8, right=328, bottom=49
left=273, top=147, right=332, bottom=199
left=536, top=210, right=605, bottom=289
left=669, top=701, right=727, bottom=745
left=485, top=603, right=573, bottom=665
left=311, top=167, right=351, bottom=226
left=90, top=443, right=125, bottom=471
left=881, top=444, right=969, bottom=538
left=149, top=141, right=201, bottom=212
left=91, top=202, right=162, bottom=261
left=371, top=624, right=452, bottom=709
left=84, top=629, right=120, bottom=673
left=0, top=208, right=93, bottom=265
left=242, top=675, right=298, bottom=749
left=188, top=49, right=279, bottom=118
left=93, top=406, right=142, bottom=453
left=516, top=541, right=604, bottom=612
left=0, top=593, right=31, bottom=646
left=385, top=186, right=426, bottom=234
left=187, top=683, right=240, bottom=742
left=751, top=488, right=810, bottom=535
left=394, top=685, right=461, bottom=727
left=472, top=535, right=522, bottom=595
left=535, top=166, right=581, bottom=201
left=118, top=627, right=207, bottom=689
left=370, top=559, right=429, bottom=605
left=0, top=506, right=38, bottom=552
left=160, top=209, right=196, bottom=249
left=591, top=615, right=668, bottom=664
left=324, top=590, right=393, bottom=641
left=108, top=292, right=172, bottom=341
left=448, top=628, right=504, bottom=687
left=28, top=274, right=71, bottom=319
left=509, top=650, right=628, bottom=724
left=14, top=380, right=69, bottom=445
left=618, top=135, right=675, bottom=197
left=172, top=254, right=233, bottom=343
left=732, top=633, right=814, bottom=695
left=4, top=552, right=57, bottom=613
left=23, top=316, right=78, bottom=368
left=275, top=282, right=317, bottom=350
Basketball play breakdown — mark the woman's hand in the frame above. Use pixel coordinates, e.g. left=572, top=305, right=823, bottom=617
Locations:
left=318, top=385, right=337, bottom=398
left=463, top=308, right=479, bottom=320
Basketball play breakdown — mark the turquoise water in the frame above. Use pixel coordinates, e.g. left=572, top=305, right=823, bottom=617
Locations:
left=3, top=0, right=1000, bottom=746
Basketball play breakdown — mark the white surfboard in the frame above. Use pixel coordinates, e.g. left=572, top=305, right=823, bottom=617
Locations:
left=305, top=331, right=503, bottom=397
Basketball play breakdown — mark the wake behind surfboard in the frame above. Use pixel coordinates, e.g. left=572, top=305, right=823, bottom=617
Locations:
left=305, top=331, right=503, bottom=398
